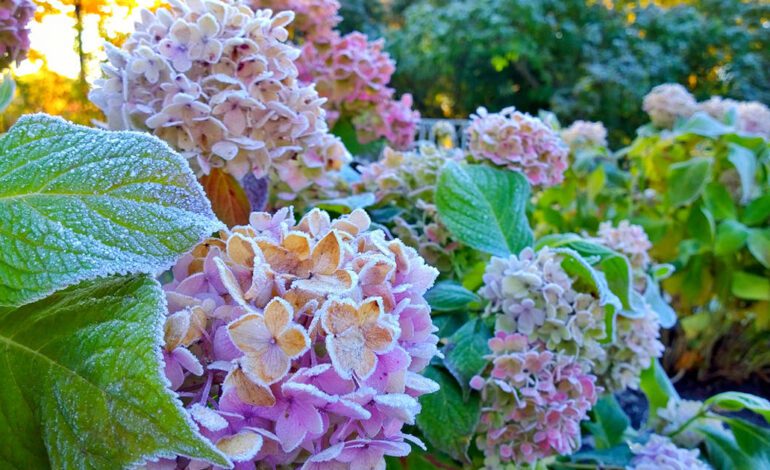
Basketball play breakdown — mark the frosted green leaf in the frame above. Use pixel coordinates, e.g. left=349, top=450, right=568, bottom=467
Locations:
left=436, top=162, right=532, bottom=257
left=0, top=114, right=223, bottom=306
left=0, top=275, right=230, bottom=469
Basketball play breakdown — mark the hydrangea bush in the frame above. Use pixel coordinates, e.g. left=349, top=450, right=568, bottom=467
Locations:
left=157, top=207, right=441, bottom=467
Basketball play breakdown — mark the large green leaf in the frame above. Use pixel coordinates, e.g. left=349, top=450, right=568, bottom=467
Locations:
left=702, top=427, right=754, bottom=470
left=436, top=162, right=532, bottom=257
left=0, top=275, right=229, bottom=469
left=743, top=193, right=770, bottom=226
left=0, top=115, right=222, bottom=306
left=442, top=318, right=491, bottom=397
left=666, top=157, right=712, bottom=207
left=725, top=418, right=770, bottom=468
left=416, top=366, right=480, bottom=463
left=584, top=394, right=630, bottom=449
left=424, top=281, right=481, bottom=313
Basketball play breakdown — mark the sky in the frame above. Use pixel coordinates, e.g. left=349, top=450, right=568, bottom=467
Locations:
left=17, top=1, right=154, bottom=79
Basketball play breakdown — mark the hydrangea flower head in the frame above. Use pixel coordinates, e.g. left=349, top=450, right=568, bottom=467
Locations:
left=561, top=120, right=608, bottom=149
left=628, top=434, right=711, bottom=470
left=651, top=399, right=725, bottom=449
left=0, top=0, right=35, bottom=70
left=642, top=83, right=697, bottom=129
left=296, top=31, right=419, bottom=149
left=248, top=0, right=341, bottom=39
left=697, top=96, right=739, bottom=122
left=160, top=207, right=441, bottom=467
left=480, top=247, right=608, bottom=362
left=596, top=220, right=652, bottom=271
left=89, top=0, right=349, bottom=191
left=467, top=107, right=569, bottom=187
left=472, top=332, right=599, bottom=466
left=735, top=101, right=770, bottom=138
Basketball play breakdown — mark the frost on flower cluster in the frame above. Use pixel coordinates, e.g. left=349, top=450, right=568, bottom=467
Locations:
left=650, top=399, right=724, bottom=449
left=248, top=0, right=341, bottom=40
left=356, top=144, right=464, bottom=272
left=560, top=120, right=608, bottom=150
left=89, top=0, right=349, bottom=192
left=592, top=221, right=664, bottom=392
left=0, top=0, right=35, bottom=71
left=698, top=97, right=770, bottom=138
left=628, top=434, right=711, bottom=470
left=470, top=332, right=599, bottom=466
left=480, top=247, right=608, bottom=362
left=642, top=83, right=698, bottom=129
left=296, top=31, right=419, bottom=150
left=467, top=107, right=569, bottom=187
left=158, top=207, right=440, bottom=467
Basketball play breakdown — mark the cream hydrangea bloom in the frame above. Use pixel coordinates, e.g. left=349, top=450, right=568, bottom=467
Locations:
left=642, top=83, right=697, bottom=129
left=89, top=0, right=349, bottom=191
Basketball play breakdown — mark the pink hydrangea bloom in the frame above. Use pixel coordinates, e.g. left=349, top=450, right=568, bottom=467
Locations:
left=466, top=107, right=569, bottom=187
left=89, top=0, right=349, bottom=191
left=297, top=31, right=419, bottom=150
left=248, top=0, right=341, bottom=40
left=596, top=220, right=652, bottom=271
left=353, top=93, right=420, bottom=150
left=561, top=120, right=608, bottom=149
left=628, top=434, right=710, bottom=470
left=480, top=247, right=608, bottom=362
left=472, top=332, right=599, bottom=466
left=0, top=0, right=35, bottom=70
left=160, top=208, right=440, bottom=467
left=642, top=83, right=697, bottom=129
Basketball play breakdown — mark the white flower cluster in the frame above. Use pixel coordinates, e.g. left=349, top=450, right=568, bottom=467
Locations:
left=561, top=120, right=608, bottom=149
left=89, top=0, right=349, bottom=191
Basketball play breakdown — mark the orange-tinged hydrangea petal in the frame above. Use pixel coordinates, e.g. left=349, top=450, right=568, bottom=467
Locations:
left=227, top=313, right=272, bottom=355
left=321, top=299, right=358, bottom=335
left=311, top=230, right=343, bottom=275
left=278, top=326, right=310, bottom=358
left=283, top=231, right=312, bottom=260
left=242, top=349, right=291, bottom=384
left=263, top=297, right=292, bottom=336
left=227, top=232, right=257, bottom=268
left=364, top=323, right=395, bottom=353
left=224, top=367, right=276, bottom=407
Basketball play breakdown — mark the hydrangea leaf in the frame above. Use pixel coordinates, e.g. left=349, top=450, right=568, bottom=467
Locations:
left=665, top=157, right=712, bottom=207
left=0, top=274, right=230, bottom=469
left=702, top=427, right=754, bottom=470
left=0, top=114, right=223, bottom=306
left=706, top=392, right=770, bottom=424
left=442, top=318, right=490, bottom=398
left=584, top=394, right=630, bottom=449
left=424, top=281, right=480, bottom=313
left=436, top=162, right=533, bottom=257
left=415, top=366, right=480, bottom=463
left=747, top=228, right=770, bottom=268
left=640, top=359, right=679, bottom=415
left=200, top=168, right=251, bottom=227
